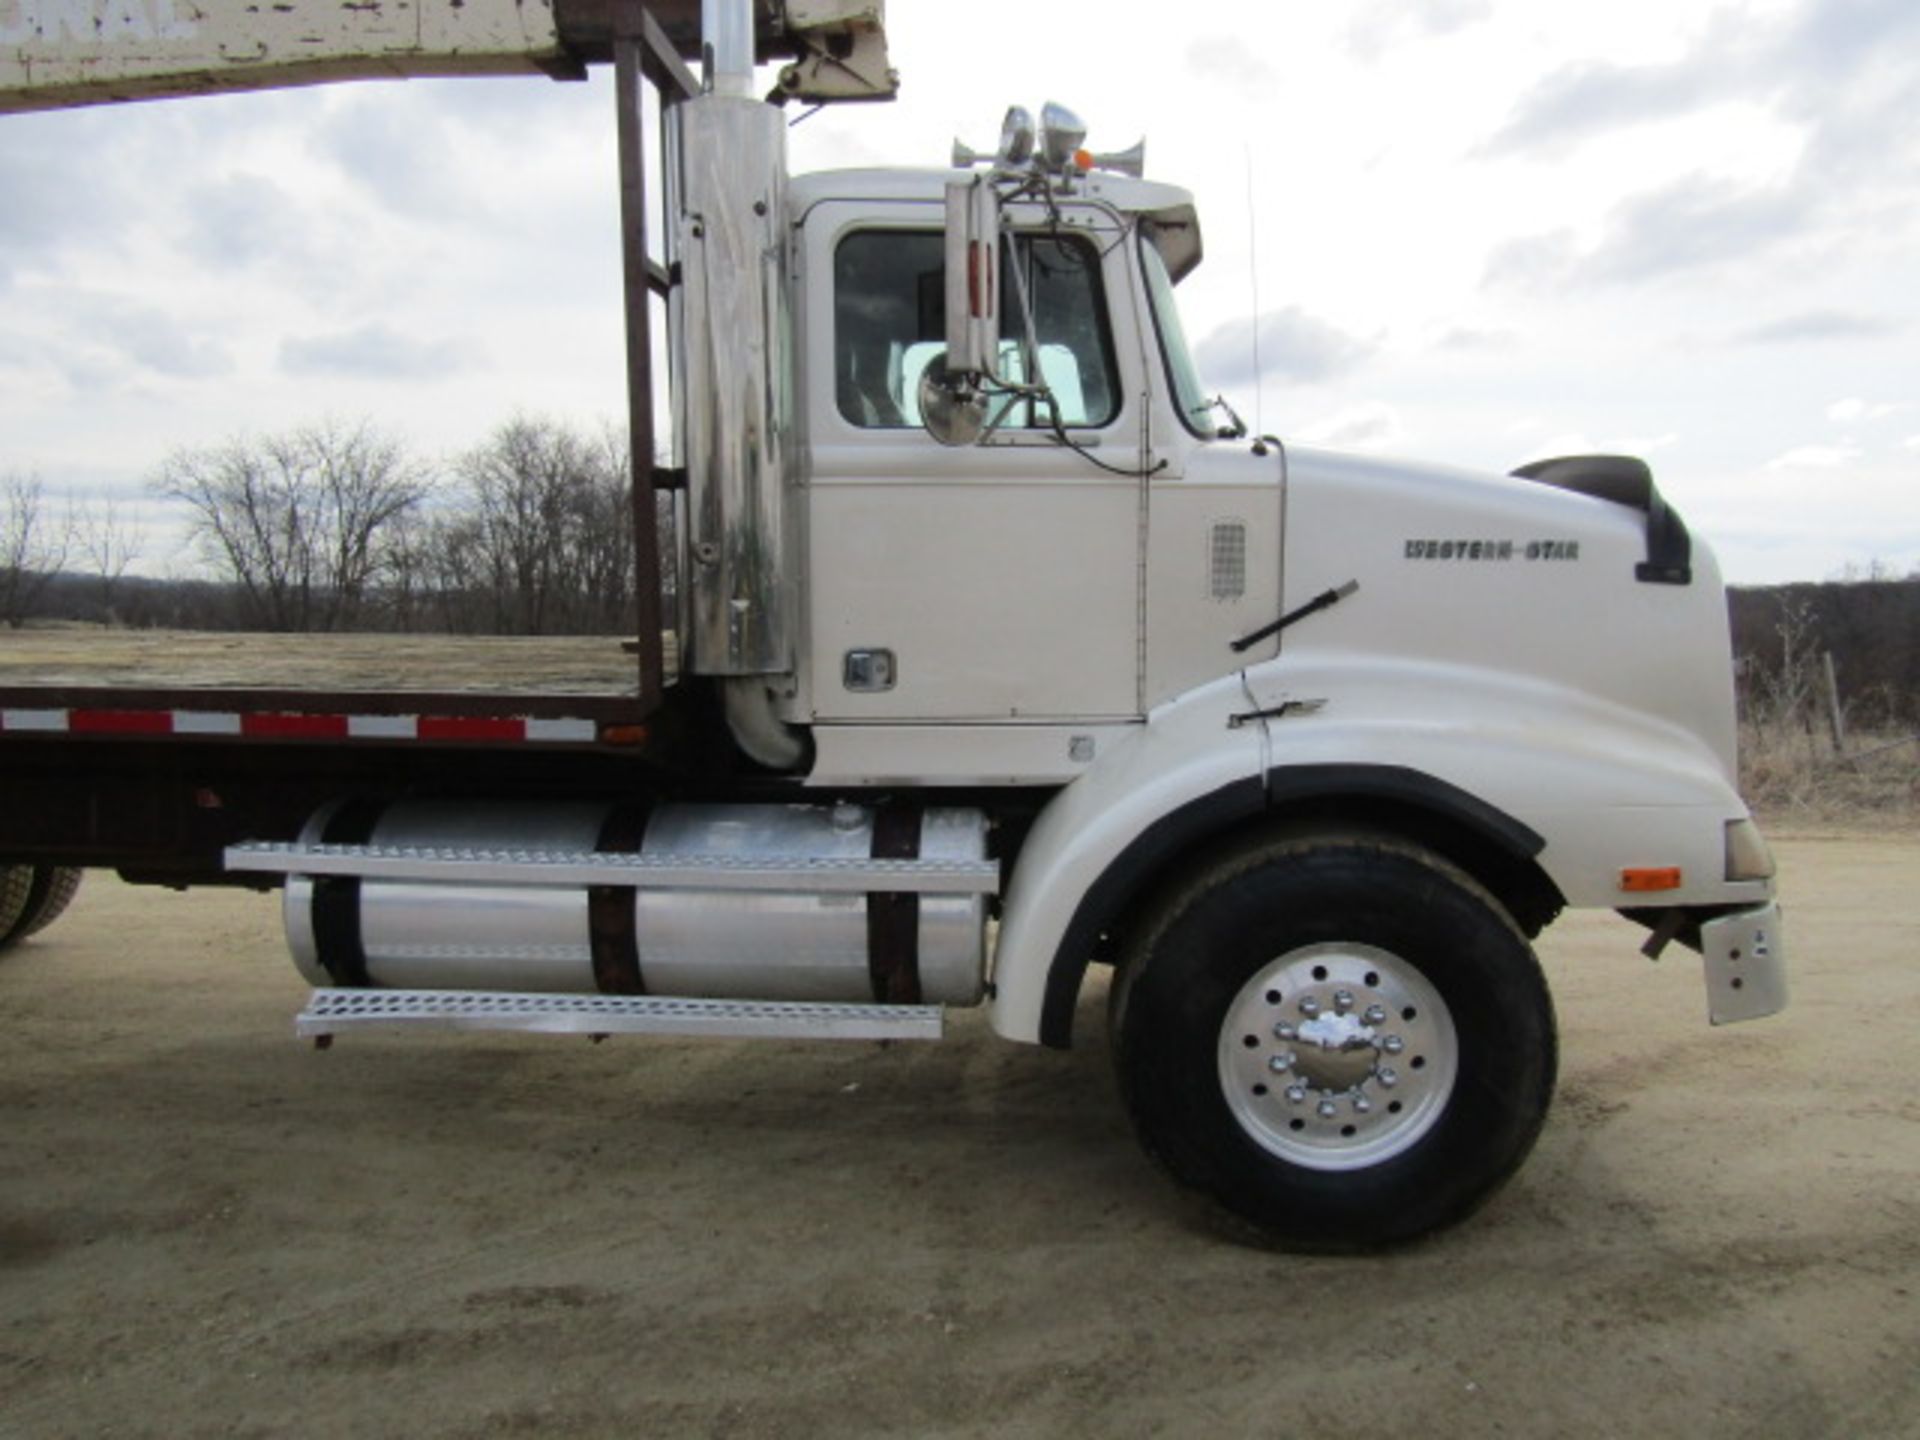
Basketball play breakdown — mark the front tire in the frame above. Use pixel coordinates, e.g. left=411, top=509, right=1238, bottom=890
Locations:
left=1112, top=835, right=1556, bottom=1250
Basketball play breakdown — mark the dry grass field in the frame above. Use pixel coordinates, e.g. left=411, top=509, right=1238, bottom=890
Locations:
left=1741, top=723, right=1920, bottom=822
left=0, top=828, right=1915, bottom=1438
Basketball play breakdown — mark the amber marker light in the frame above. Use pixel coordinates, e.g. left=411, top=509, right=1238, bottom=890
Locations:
left=1619, top=867, right=1683, bottom=893
left=599, top=724, right=650, bottom=747
left=1074, top=148, right=1095, bottom=172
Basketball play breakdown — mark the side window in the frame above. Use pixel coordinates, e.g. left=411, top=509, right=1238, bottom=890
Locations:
left=833, top=229, right=1120, bottom=431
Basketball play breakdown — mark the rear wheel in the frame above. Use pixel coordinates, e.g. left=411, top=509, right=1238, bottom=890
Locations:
left=1112, top=834, right=1556, bottom=1250
left=0, top=867, right=31, bottom=948
left=0, top=866, right=84, bottom=951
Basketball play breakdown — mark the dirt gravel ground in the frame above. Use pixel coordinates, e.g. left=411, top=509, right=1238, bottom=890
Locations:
left=1, top=831, right=1915, bottom=1438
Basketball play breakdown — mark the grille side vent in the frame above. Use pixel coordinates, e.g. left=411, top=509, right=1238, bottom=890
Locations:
left=1209, top=519, right=1248, bottom=601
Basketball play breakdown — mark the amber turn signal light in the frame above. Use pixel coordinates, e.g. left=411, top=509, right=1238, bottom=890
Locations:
left=1619, top=867, right=1683, bottom=893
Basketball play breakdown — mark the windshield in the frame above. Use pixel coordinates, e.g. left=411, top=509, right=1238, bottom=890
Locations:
left=1140, top=237, right=1214, bottom=438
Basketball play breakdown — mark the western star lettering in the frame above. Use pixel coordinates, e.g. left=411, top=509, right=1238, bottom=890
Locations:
left=0, top=0, right=199, bottom=45
left=1404, top=539, right=1581, bottom=561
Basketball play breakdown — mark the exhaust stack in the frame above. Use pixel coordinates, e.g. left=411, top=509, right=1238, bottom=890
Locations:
left=675, top=0, right=804, bottom=766
left=700, top=0, right=757, bottom=98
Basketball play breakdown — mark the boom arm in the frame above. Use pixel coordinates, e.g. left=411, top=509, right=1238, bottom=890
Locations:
left=0, top=0, right=893, bottom=112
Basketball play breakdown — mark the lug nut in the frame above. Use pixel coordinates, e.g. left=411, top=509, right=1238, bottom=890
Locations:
left=1274, top=1023, right=1296, bottom=1041
left=1317, top=1099, right=1338, bottom=1119
left=1378, top=1067, right=1399, bottom=1088
left=1267, top=1054, right=1292, bottom=1074
left=1353, top=1095, right=1372, bottom=1115
left=1333, top=990, right=1355, bottom=1013
left=1286, top=1086, right=1308, bottom=1105
left=1298, top=997, right=1321, bottom=1019
left=1382, top=1035, right=1405, bottom=1055
left=1363, top=1004, right=1387, bottom=1024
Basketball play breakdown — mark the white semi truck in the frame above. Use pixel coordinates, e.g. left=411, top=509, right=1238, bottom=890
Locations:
left=0, top=0, right=1785, bottom=1248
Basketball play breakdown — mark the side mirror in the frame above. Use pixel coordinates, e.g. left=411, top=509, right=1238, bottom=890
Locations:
left=944, top=175, right=1001, bottom=378
left=918, top=356, right=989, bottom=447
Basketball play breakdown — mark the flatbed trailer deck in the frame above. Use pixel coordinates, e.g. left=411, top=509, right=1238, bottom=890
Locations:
left=0, top=630, right=643, bottom=699
left=0, top=630, right=696, bottom=886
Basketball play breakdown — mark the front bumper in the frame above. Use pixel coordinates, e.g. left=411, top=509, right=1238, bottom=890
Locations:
left=1700, top=901, right=1787, bottom=1024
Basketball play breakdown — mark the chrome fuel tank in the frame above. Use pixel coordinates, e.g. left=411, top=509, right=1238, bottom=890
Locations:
left=281, top=800, right=989, bottom=1005
left=637, top=804, right=988, bottom=1004
left=284, top=800, right=610, bottom=993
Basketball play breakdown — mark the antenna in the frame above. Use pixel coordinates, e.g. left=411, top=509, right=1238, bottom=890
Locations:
left=1245, top=145, right=1264, bottom=439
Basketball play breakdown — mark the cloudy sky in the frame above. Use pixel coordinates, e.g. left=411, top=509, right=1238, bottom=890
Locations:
left=2, top=0, right=1916, bottom=583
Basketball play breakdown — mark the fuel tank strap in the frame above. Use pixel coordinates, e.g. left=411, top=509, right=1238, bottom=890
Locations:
left=310, top=800, right=382, bottom=987
left=867, top=805, right=922, bottom=1004
left=588, top=804, right=648, bottom=996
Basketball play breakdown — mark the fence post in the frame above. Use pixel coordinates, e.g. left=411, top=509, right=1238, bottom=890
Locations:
left=1821, top=650, right=1847, bottom=755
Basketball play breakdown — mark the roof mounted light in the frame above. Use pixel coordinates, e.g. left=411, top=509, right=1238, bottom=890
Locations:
left=951, top=102, right=1146, bottom=183
left=998, top=106, right=1035, bottom=167
left=1039, top=102, right=1086, bottom=173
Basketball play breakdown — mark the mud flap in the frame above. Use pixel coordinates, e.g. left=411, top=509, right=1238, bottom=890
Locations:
left=1700, top=902, right=1787, bottom=1025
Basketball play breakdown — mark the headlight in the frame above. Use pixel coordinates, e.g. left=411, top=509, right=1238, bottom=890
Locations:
left=1725, top=818, right=1776, bottom=882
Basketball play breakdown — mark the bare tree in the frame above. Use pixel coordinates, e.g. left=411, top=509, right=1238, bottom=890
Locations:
left=565, top=423, right=640, bottom=634
left=77, top=494, right=147, bottom=625
left=0, top=472, right=72, bottom=629
left=156, top=420, right=427, bottom=631
left=447, top=417, right=637, bottom=635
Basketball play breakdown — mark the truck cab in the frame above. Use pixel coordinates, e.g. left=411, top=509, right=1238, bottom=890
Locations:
left=0, top=3, right=1786, bottom=1250
left=791, top=167, right=1281, bottom=769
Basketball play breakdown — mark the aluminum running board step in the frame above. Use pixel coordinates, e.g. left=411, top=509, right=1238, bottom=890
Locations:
left=227, top=841, right=999, bottom=895
left=297, top=988, right=945, bottom=1043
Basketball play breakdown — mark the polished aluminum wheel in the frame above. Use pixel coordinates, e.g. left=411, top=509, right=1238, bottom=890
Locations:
left=1217, top=941, right=1459, bottom=1171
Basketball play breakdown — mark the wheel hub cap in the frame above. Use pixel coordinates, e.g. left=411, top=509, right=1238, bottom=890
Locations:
left=1218, top=942, right=1459, bottom=1171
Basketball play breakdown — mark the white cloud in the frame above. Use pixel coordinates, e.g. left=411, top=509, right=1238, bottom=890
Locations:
left=1479, top=0, right=1920, bottom=296
left=1194, top=308, right=1376, bottom=389
left=1504, top=431, right=1673, bottom=464
left=1482, top=230, right=1580, bottom=291
left=1185, top=37, right=1277, bottom=93
left=1434, top=326, right=1516, bottom=353
left=279, top=325, right=479, bottom=380
left=1298, top=402, right=1401, bottom=451
left=1826, top=397, right=1900, bottom=424
left=1765, top=443, right=1864, bottom=469
left=1737, top=310, right=1904, bottom=344
left=1347, top=0, right=1491, bottom=62
left=1514, top=434, right=1597, bottom=466
left=1487, top=173, right=1815, bottom=290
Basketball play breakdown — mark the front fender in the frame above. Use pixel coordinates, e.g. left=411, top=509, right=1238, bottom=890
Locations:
left=989, top=654, right=1768, bottom=1048
left=988, top=673, right=1265, bottom=1045
left=1237, top=652, right=1765, bottom=911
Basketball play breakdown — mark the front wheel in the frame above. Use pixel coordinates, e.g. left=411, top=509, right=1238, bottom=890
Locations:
left=1112, top=835, right=1556, bottom=1250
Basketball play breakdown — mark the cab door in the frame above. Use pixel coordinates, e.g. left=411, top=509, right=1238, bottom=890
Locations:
left=800, top=199, right=1148, bottom=723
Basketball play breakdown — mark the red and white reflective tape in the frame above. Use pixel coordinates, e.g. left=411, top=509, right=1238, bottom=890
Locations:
left=0, top=708, right=601, bottom=744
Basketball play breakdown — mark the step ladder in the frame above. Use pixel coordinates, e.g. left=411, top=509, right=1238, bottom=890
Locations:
left=297, top=988, right=944, bottom=1043
left=226, top=840, right=1000, bottom=895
